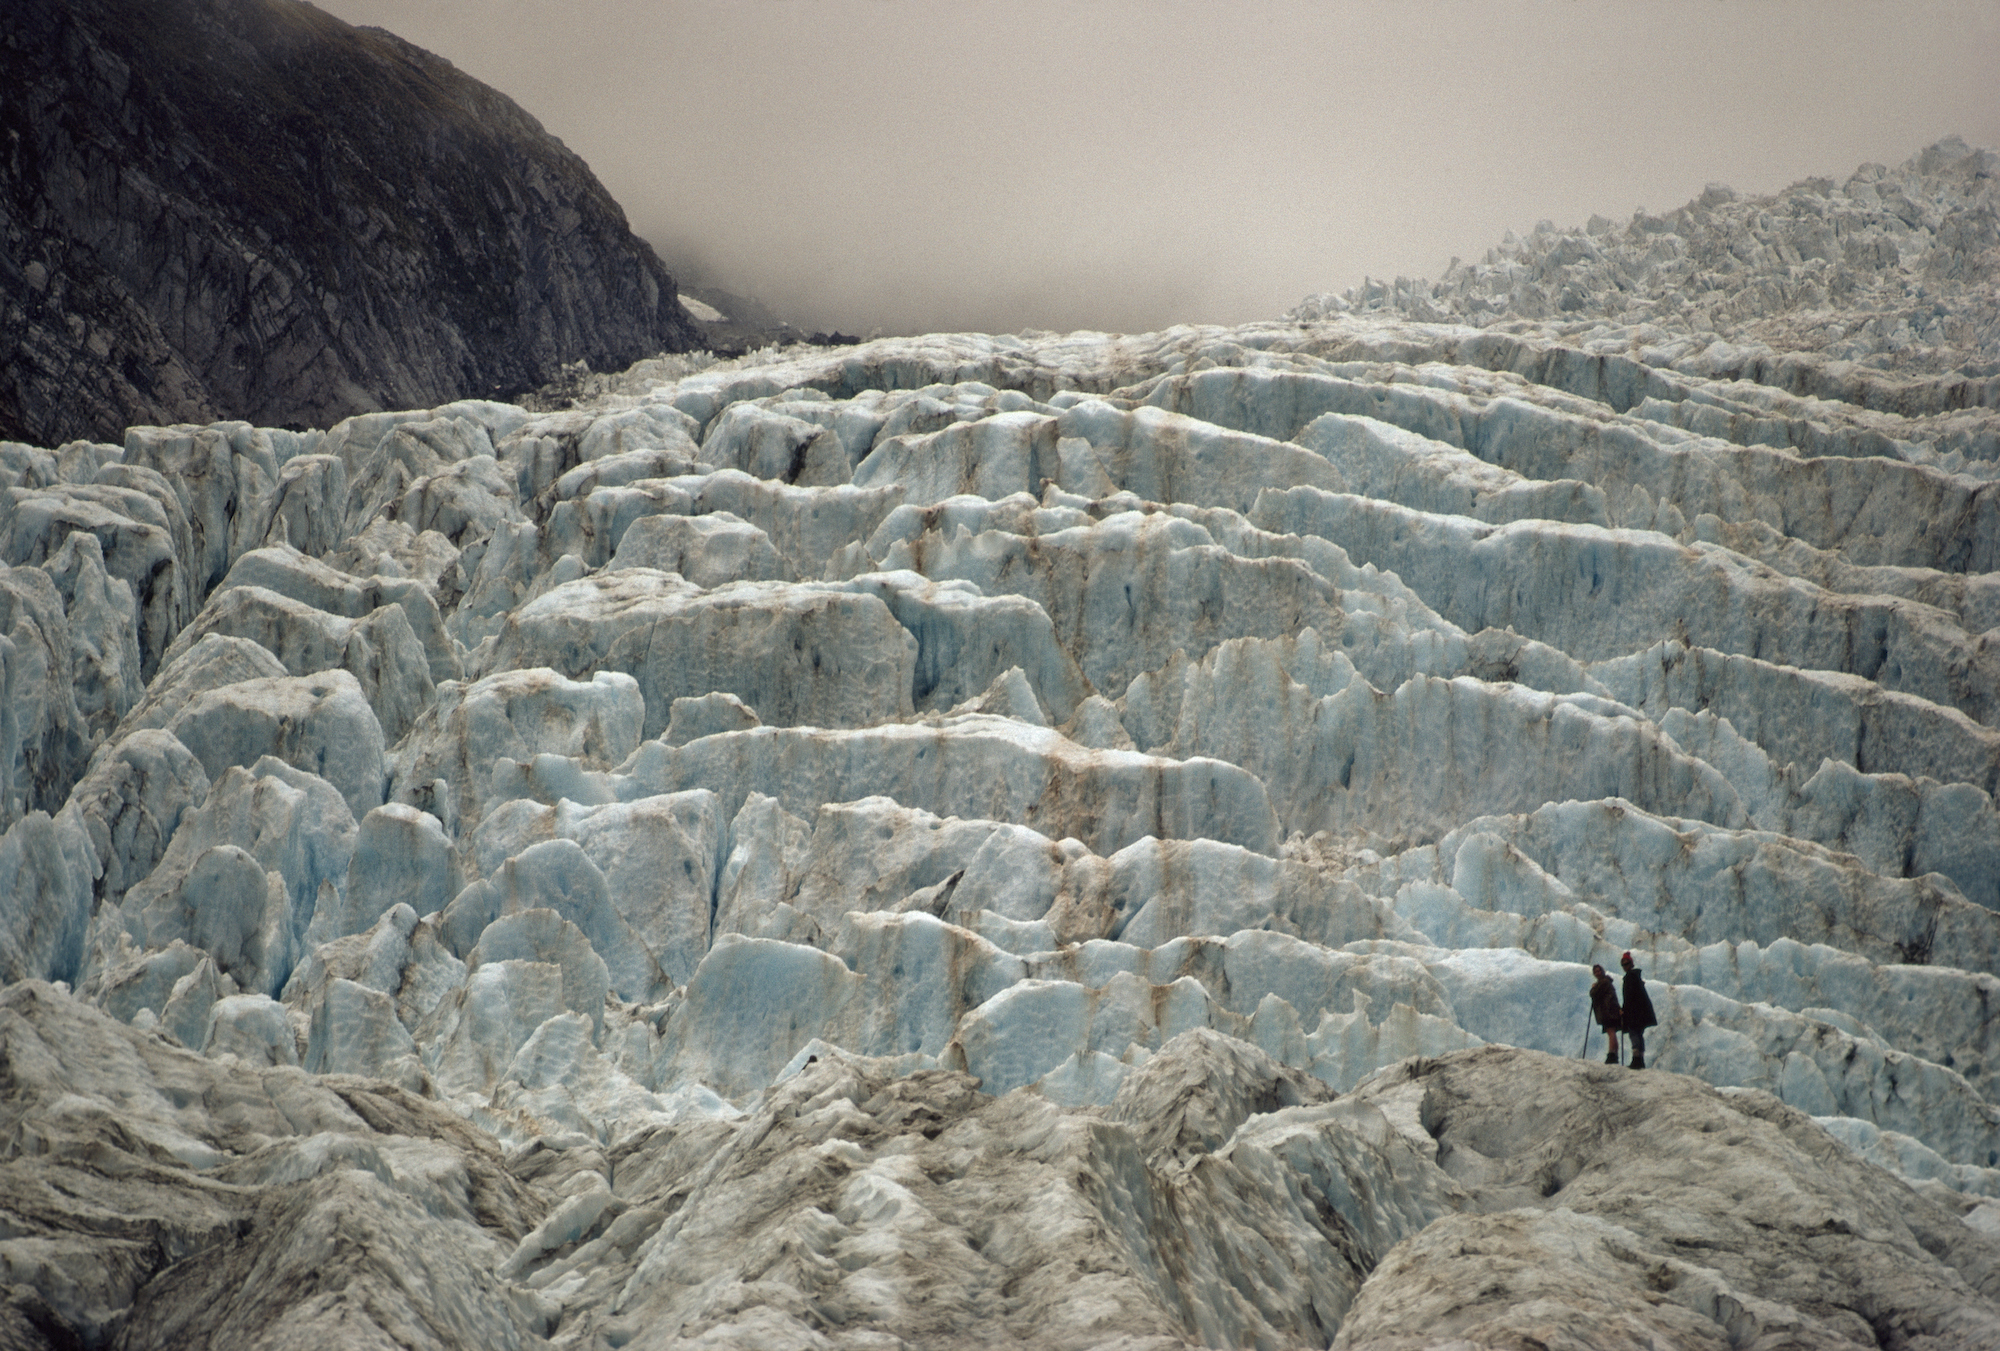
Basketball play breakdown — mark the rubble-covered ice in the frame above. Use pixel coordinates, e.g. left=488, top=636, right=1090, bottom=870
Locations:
left=4, top=138, right=2000, bottom=1347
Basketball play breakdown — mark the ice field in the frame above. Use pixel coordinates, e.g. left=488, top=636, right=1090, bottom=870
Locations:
left=3, top=139, right=2000, bottom=1347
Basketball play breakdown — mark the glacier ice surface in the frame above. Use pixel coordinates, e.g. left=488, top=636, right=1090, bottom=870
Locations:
left=6, top=140, right=2000, bottom=1347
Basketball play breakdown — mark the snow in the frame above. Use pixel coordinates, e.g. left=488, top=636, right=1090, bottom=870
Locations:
left=5, top=136, right=2000, bottom=1347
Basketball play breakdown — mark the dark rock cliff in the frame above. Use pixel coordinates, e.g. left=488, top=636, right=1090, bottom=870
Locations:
left=0, top=0, right=703, bottom=447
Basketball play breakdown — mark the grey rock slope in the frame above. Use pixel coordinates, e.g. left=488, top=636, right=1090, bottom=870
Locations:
left=4, top=140, right=2000, bottom=1348
left=0, top=0, right=702, bottom=448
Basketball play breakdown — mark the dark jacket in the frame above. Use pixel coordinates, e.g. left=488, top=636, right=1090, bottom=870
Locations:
left=1622, top=968, right=1657, bottom=1031
left=1590, top=975, right=1621, bottom=1030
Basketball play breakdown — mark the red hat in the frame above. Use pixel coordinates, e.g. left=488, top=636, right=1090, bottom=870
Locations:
left=1620, top=951, right=1633, bottom=966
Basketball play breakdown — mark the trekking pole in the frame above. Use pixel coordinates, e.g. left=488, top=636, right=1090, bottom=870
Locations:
left=1580, top=1000, right=1593, bottom=1058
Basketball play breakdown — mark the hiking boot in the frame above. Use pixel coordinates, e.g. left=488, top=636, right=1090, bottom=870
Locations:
left=1604, top=1053, right=1619, bottom=1065
left=1628, top=1056, right=1645, bottom=1070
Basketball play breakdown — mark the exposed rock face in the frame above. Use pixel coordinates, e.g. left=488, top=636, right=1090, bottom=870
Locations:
left=4, top=142, right=2000, bottom=1347
left=0, top=0, right=702, bottom=448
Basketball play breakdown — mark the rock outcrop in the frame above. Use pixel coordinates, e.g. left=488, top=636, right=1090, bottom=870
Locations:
left=0, top=0, right=702, bottom=448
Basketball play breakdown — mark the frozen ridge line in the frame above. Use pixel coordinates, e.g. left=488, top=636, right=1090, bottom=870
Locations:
left=3, top=154, right=2000, bottom=1349
left=1295, top=136, right=2000, bottom=391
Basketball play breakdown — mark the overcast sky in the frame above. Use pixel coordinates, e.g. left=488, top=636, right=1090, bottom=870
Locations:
left=316, top=0, right=2000, bottom=337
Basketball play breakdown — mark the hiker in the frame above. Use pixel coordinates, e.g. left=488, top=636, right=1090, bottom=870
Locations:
left=1590, top=964, right=1622, bottom=1064
left=1621, top=951, right=1657, bottom=1069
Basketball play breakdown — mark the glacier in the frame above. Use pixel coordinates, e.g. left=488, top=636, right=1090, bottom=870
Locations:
left=3, top=138, right=2000, bottom=1348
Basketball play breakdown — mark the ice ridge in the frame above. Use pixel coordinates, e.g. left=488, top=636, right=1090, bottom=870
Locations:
left=3, top=144, right=2000, bottom=1349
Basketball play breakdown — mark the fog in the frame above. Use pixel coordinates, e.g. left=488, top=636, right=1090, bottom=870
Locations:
left=315, top=0, right=2000, bottom=337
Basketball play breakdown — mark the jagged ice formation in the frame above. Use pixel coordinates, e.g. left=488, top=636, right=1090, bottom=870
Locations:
left=3, top=139, right=2000, bottom=1348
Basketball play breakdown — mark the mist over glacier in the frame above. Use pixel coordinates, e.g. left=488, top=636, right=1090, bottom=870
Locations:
left=317, top=0, right=2000, bottom=337
left=6, top=110, right=2000, bottom=1351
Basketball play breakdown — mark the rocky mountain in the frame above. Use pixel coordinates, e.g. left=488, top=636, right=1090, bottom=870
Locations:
left=2, top=140, right=2000, bottom=1348
left=0, top=0, right=702, bottom=449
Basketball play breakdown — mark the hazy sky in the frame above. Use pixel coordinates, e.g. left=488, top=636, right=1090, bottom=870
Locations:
left=316, top=0, right=2000, bottom=337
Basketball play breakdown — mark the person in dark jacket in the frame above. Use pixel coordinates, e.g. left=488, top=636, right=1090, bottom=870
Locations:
left=1590, top=964, right=1622, bottom=1064
left=1620, top=951, right=1657, bottom=1069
